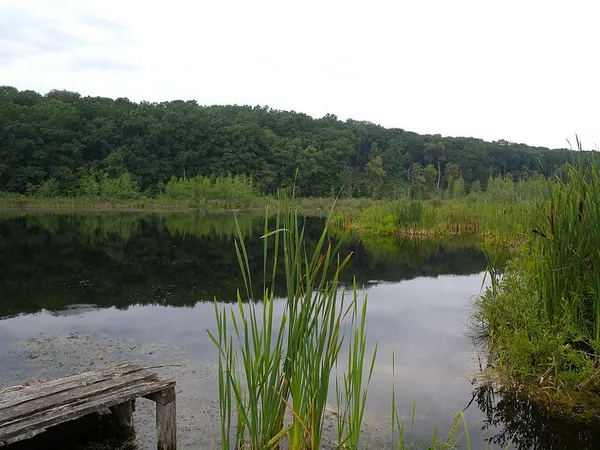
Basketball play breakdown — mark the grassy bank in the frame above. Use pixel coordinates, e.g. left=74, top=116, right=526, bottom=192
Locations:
left=0, top=192, right=274, bottom=211
left=332, top=199, right=546, bottom=238
left=0, top=192, right=378, bottom=213
left=473, top=157, right=600, bottom=394
left=1, top=183, right=549, bottom=240
left=1, top=192, right=551, bottom=241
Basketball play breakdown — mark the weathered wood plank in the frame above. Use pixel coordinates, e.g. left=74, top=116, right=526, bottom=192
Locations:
left=0, top=380, right=174, bottom=443
left=156, top=387, right=176, bottom=450
left=0, top=363, right=139, bottom=411
left=144, top=387, right=176, bottom=405
left=112, top=401, right=135, bottom=437
left=0, top=369, right=158, bottom=424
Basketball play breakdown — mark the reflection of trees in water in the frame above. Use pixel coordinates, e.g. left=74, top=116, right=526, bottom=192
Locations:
left=7, top=211, right=264, bottom=243
left=163, top=212, right=262, bottom=239
left=342, top=234, right=488, bottom=283
left=0, top=213, right=267, bottom=317
left=472, top=383, right=600, bottom=450
left=0, top=213, right=488, bottom=317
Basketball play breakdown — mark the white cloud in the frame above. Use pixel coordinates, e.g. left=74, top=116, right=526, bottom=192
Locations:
left=0, top=0, right=598, bottom=149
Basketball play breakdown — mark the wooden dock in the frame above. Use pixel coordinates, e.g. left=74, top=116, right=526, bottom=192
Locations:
left=0, top=363, right=176, bottom=449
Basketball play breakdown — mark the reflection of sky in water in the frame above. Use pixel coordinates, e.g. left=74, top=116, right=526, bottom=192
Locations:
left=0, top=272, right=494, bottom=446
left=361, top=275, right=488, bottom=435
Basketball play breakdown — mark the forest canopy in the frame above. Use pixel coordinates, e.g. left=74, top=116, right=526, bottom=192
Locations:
left=0, top=86, right=591, bottom=199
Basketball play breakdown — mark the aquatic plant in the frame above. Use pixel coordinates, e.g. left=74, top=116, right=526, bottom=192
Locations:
left=535, top=155, right=600, bottom=343
left=474, top=154, right=600, bottom=391
left=344, top=198, right=545, bottom=237
left=208, top=194, right=378, bottom=449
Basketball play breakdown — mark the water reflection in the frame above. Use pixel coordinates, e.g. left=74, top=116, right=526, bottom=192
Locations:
left=470, top=383, right=600, bottom=449
left=0, top=212, right=487, bottom=317
left=0, top=275, right=490, bottom=448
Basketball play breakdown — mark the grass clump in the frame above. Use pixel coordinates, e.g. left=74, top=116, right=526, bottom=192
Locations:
left=474, top=156, right=600, bottom=391
left=208, top=195, right=378, bottom=449
left=342, top=199, right=544, bottom=237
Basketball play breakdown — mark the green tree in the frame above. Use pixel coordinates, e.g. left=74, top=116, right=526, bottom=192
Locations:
left=26, top=178, right=60, bottom=197
left=366, top=155, right=386, bottom=198
left=100, top=172, right=140, bottom=199
left=79, top=169, right=102, bottom=197
left=451, top=177, right=466, bottom=199
left=103, top=150, right=127, bottom=178
left=408, top=163, right=438, bottom=199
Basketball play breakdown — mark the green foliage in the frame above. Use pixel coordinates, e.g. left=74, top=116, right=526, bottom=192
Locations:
left=357, top=204, right=399, bottom=235
left=476, top=173, right=548, bottom=203
left=103, top=150, right=127, bottom=178
left=408, top=163, right=438, bottom=199
left=344, top=198, right=545, bottom=237
left=366, top=154, right=386, bottom=198
left=474, top=255, right=600, bottom=389
left=208, top=198, right=377, bottom=449
left=163, top=174, right=259, bottom=207
left=203, top=203, right=508, bottom=450
left=444, top=163, right=461, bottom=187
left=395, top=201, right=424, bottom=228
left=78, top=170, right=140, bottom=200
left=0, top=86, right=592, bottom=199
left=474, top=157, right=600, bottom=391
left=450, top=177, right=466, bottom=199
left=26, top=178, right=61, bottom=197
left=206, top=201, right=494, bottom=449
left=80, top=170, right=102, bottom=197
left=99, top=172, right=140, bottom=199
left=535, top=157, right=600, bottom=340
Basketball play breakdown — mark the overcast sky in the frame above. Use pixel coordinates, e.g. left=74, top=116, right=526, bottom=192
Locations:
left=0, top=0, right=598, bottom=149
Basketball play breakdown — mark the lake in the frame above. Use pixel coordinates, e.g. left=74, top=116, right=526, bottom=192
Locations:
left=0, top=211, right=596, bottom=449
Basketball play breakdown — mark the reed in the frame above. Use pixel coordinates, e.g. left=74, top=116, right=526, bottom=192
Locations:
left=534, top=154, right=600, bottom=344
left=474, top=154, right=600, bottom=392
left=333, top=196, right=547, bottom=238
left=208, top=194, right=377, bottom=449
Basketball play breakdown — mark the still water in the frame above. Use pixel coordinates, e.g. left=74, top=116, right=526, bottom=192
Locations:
left=0, top=212, right=595, bottom=449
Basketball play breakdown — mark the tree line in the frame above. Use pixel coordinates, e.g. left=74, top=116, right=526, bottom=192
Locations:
left=0, top=86, right=591, bottom=199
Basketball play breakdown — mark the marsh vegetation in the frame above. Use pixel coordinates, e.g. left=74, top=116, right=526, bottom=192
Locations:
left=475, top=157, right=600, bottom=393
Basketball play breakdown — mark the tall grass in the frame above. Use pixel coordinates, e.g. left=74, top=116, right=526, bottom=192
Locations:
left=341, top=199, right=545, bottom=237
left=208, top=196, right=377, bottom=449
left=534, top=155, right=600, bottom=344
left=474, top=155, right=600, bottom=392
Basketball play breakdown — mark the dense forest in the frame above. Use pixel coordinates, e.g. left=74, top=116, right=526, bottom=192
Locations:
left=0, top=86, right=591, bottom=199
